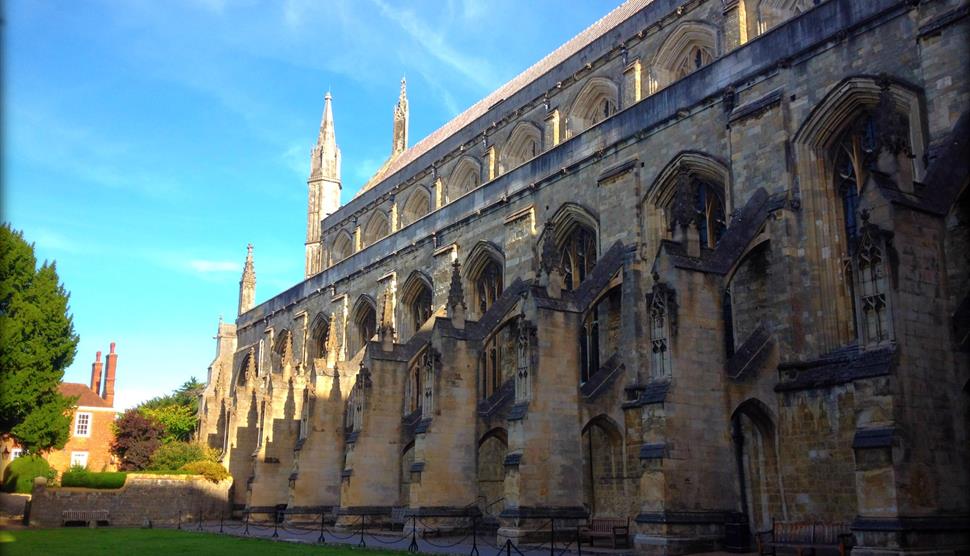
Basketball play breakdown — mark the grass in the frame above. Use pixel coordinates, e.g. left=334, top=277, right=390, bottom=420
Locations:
left=0, top=528, right=401, bottom=556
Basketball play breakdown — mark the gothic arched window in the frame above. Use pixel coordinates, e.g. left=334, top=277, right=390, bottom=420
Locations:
left=560, top=225, right=597, bottom=291
left=663, top=174, right=726, bottom=248
left=351, top=298, right=377, bottom=355
left=421, top=349, right=435, bottom=418
left=475, top=260, right=503, bottom=316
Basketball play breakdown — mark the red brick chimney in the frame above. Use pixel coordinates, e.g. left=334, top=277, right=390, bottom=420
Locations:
left=103, top=342, right=117, bottom=407
left=90, top=351, right=103, bottom=396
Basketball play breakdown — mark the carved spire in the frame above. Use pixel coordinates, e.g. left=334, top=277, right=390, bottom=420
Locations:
left=392, top=77, right=409, bottom=156
left=447, top=259, right=467, bottom=329
left=306, top=92, right=342, bottom=279
left=378, top=286, right=395, bottom=350
left=325, top=312, right=340, bottom=368
left=312, top=92, right=341, bottom=181
left=238, top=244, right=256, bottom=315
left=539, top=222, right=564, bottom=298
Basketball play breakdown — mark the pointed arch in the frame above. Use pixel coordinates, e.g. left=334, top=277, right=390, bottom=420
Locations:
left=463, top=241, right=505, bottom=318
left=400, top=185, right=432, bottom=228
left=539, top=203, right=600, bottom=291
left=649, top=20, right=718, bottom=93
left=399, top=270, right=434, bottom=340
left=477, top=427, right=508, bottom=510
left=362, top=210, right=390, bottom=247
left=643, top=151, right=730, bottom=250
left=581, top=414, right=625, bottom=517
left=236, top=351, right=254, bottom=387
left=331, top=229, right=353, bottom=265
left=350, top=294, right=378, bottom=355
left=448, top=156, right=482, bottom=203
left=731, top=398, right=782, bottom=532
left=792, top=76, right=924, bottom=352
left=308, top=313, right=330, bottom=361
left=501, top=121, right=542, bottom=173
left=567, top=77, right=619, bottom=136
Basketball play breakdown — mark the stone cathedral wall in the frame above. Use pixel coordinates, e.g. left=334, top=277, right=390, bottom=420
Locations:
left=199, top=1, right=970, bottom=554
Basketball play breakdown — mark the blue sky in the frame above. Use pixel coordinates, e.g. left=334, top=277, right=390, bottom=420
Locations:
left=5, top=0, right=618, bottom=409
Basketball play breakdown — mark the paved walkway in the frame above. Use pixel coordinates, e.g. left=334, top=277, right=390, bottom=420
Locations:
left=175, top=519, right=639, bottom=556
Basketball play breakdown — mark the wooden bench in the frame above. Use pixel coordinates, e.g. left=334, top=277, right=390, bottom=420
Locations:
left=62, top=509, right=109, bottom=527
left=756, top=520, right=853, bottom=556
left=579, top=517, right=630, bottom=548
left=388, top=507, right=407, bottom=530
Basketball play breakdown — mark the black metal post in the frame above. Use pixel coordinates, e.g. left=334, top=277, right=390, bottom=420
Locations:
left=576, top=524, right=582, bottom=556
left=198, top=507, right=204, bottom=531
left=219, top=510, right=224, bottom=533
left=318, top=511, right=326, bottom=543
left=408, top=515, right=418, bottom=553
left=469, top=515, right=479, bottom=556
left=244, top=511, right=250, bottom=536
left=177, top=509, right=182, bottom=530
left=358, top=515, right=367, bottom=547
left=550, top=519, right=555, bottom=556
left=272, top=511, right=280, bottom=538
left=506, top=537, right=513, bottom=556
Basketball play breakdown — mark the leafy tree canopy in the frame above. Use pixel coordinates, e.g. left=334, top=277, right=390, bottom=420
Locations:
left=111, top=409, right=164, bottom=471
left=0, top=224, right=79, bottom=452
left=138, top=377, right=203, bottom=442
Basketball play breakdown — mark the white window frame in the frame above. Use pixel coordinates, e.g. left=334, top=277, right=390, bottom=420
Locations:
left=10, top=448, right=22, bottom=460
left=70, top=451, right=89, bottom=468
left=74, top=412, right=92, bottom=437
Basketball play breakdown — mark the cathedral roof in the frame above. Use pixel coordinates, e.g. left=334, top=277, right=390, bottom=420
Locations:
left=354, top=0, right=652, bottom=197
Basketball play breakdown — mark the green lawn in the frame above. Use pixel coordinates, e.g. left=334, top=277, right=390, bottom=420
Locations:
left=0, top=528, right=400, bottom=555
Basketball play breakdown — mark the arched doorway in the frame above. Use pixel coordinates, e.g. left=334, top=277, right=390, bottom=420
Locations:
left=477, top=428, right=508, bottom=515
left=731, top=399, right=782, bottom=536
left=581, top=416, right=624, bottom=517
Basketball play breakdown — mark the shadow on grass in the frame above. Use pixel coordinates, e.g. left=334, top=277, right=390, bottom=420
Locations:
left=1, top=528, right=403, bottom=556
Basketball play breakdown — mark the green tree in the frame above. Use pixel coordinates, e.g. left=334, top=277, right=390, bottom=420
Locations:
left=0, top=224, right=79, bottom=452
left=138, top=377, right=203, bottom=442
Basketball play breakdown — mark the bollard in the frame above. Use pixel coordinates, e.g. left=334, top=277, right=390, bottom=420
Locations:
left=408, top=514, right=419, bottom=553
left=469, top=516, right=479, bottom=556
left=550, top=519, right=555, bottom=556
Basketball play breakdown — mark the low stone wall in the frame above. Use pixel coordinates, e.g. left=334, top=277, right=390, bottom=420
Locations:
left=29, top=474, right=232, bottom=527
left=0, top=493, right=30, bottom=517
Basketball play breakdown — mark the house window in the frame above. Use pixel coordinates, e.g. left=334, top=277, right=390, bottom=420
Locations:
left=70, top=451, right=89, bottom=468
left=10, top=448, right=22, bottom=460
left=75, top=412, right=92, bottom=437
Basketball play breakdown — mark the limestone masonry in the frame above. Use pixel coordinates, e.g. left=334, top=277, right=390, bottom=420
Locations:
left=197, top=1, right=970, bottom=554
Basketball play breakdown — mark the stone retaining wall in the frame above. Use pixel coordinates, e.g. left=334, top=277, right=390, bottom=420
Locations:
left=28, top=474, right=232, bottom=527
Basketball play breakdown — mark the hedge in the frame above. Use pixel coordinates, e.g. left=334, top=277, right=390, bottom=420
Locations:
left=61, top=470, right=127, bottom=489
left=2, top=455, right=55, bottom=493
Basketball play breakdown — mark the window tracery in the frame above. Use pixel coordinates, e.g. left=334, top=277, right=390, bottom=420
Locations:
left=515, top=320, right=534, bottom=402
left=560, top=225, right=597, bottom=291
left=649, top=283, right=673, bottom=379
left=421, top=349, right=436, bottom=418
left=475, top=260, right=504, bottom=316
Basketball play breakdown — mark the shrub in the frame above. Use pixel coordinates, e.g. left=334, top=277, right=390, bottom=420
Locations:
left=61, top=469, right=127, bottom=489
left=179, top=460, right=229, bottom=483
left=147, top=442, right=215, bottom=471
left=1, top=455, right=52, bottom=493
left=111, top=409, right=163, bottom=471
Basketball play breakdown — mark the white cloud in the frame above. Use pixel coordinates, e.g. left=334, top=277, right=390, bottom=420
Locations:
left=370, top=0, right=498, bottom=90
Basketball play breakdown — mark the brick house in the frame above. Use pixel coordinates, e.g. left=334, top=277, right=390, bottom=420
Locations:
left=1, top=343, right=120, bottom=474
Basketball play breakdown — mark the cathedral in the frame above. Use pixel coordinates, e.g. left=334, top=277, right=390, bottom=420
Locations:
left=197, top=0, right=970, bottom=554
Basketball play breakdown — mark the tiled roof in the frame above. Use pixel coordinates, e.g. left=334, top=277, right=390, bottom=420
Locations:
left=59, top=382, right=112, bottom=408
left=355, top=0, right=654, bottom=196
